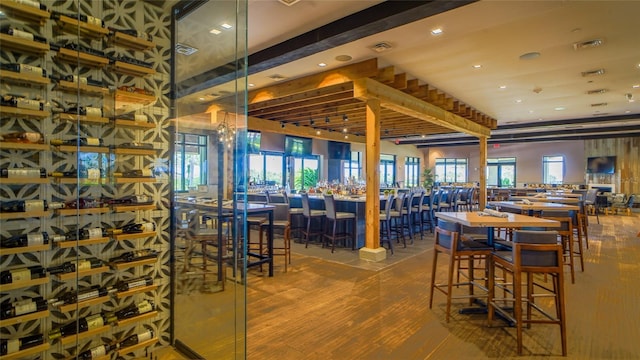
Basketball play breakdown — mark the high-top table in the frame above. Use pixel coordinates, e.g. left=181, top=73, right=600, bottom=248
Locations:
left=489, top=201, right=579, bottom=216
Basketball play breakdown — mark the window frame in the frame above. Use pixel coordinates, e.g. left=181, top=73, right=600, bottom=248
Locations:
left=174, top=132, right=208, bottom=193
left=543, top=155, right=565, bottom=184
left=404, top=156, right=420, bottom=187
left=435, top=158, right=468, bottom=183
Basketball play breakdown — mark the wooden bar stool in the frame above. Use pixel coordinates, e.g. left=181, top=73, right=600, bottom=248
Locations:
left=488, top=230, right=567, bottom=356
left=322, top=194, right=356, bottom=252
left=301, top=193, right=325, bottom=247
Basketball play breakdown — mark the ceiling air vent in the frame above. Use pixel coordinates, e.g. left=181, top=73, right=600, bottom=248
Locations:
left=587, top=89, right=608, bottom=95
left=370, top=42, right=393, bottom=53
left=175, top=43, right=198, bottom=56
left=573, top=39, right=603, bottom=50
left=278, top=0, right=301, bottom=6
left=590, top=102, right=608, bottom=107
left=581, top=68, right=605, bottom=77
left=268, top=74, right=287, bottom=81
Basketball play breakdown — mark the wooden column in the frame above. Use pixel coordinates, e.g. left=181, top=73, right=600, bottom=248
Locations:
left=365, top=98, right=381, bottom=249
left=478, top=136, right=487, bottom=209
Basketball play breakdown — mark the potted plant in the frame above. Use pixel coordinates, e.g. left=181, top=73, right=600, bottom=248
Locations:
left=422, top=167, right=435, bottom=188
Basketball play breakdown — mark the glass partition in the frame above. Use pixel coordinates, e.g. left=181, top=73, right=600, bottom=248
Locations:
left=170, top=0, right=248, bottom=358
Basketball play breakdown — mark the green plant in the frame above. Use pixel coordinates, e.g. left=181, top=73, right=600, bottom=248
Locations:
left=294, top=168, right=318, bottom=190
left=422, top=167, right=435, bottom=188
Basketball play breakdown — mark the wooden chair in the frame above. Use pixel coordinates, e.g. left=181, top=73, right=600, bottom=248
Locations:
left=540, top=210, right=583, bottom=284
left=488, top=230, right=567, bottom=356
left=259, top=203, right=291, bottom=272
left=429, top=219, right=493, bottom=322
left=185, top=209, right=226, bottom=289
left=322, top=194, right=356, bottom=252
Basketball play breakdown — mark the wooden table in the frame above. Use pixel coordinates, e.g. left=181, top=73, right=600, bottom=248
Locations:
left=544, top=192, right=583, bottom=198
left=509, top=196, right=581, bottom=204
left=489, top=201, right=579, bottom=216
left=435, top=211, right=560, bottom=246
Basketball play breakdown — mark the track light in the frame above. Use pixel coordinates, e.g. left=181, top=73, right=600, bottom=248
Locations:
left=343, top=114, right=348, bottom=121
left=294, top=122, right=300, bottom=127
left=280, top=121, right=285, bottom=128
left=310, top=118, right=315, bottom=126
left=342, top=127, right=348, bottom=133
left=315, top=128, right=321, bottom=135
left=325, top=116, right=330, bottom=123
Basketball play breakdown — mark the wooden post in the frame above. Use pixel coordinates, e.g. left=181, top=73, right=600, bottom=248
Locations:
left=365, top=98, right=381, bottom=250
left=479, top=136, right=487, bottom=210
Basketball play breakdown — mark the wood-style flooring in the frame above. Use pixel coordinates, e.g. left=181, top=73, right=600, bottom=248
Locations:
left=168, top=213, right=640, bottom=359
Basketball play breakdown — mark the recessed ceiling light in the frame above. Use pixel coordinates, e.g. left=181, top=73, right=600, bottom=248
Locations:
left=555, top=107, right=566, bottom=111
left=472, top=64, right=482, bottom=69
left=248, top=83, right=255, bottom=87
left=344, top=135, right=349, bottom=139
left=515, top=99, right=522, bottom=103
left=318, top=62, right=327, bottom=67
left=431, top=28, right=443, bottom=35
left=335, top=55, right=352, bottom=62
left=199, top=97, right=205, bottom=101
left=626, top=110, right=631, bottom=113
left=209, top=28, right=221, bottom=35
left=519, top=52, right=540, bottom=60
left=633, top=84, right=640, bottom=88
left=529, top=110, right=534, bottom=114
left=221, top=23, right=232, bottom=29
left=316, top=129, right=321, bottom=135
left=499, top=85, right=507, bottom=89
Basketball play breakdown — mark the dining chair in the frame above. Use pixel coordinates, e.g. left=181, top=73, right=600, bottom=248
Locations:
left=185, top=209, right=225, bottom=289
left=429, top=219, right=493, bottom=322
left=487, top=230, right=567, bottom=356
left=322, top=194, right=356, bottom=252
left=540, top=210, right=581, bottom=284
left=301, top=193, right=326, bottom=247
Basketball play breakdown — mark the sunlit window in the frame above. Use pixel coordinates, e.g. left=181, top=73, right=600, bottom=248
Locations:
left=404, top=157, right=420, bottom=187
left=435, top=158, right=467, bottom=183
left=174, top=133, right=207, bottom=192
left=543, top=155, right=564, bottom=184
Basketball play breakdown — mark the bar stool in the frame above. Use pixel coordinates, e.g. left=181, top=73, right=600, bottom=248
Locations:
left=540, top=210, right=582, bottom=284
left=283, top=191, right=304, bottom=241
left=259, top=203, right=291, bottom=272
left=488, top=230, right=567, bottom=356
left=390, top=192, right=407, bottom=248
left=379, top=193, right=395, bottom=254
left=301, top=193, right=325, bottom=247
left=185, top=209, right=225, bottom=289
left=322, top=194, right=356, bottom=252
left=429, top=219, right=493, bottom=322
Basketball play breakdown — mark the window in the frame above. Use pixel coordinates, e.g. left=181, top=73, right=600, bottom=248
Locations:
left=174, top=133, right=208, bottom=192
left=487, top=157, right=516, bottom=187
left=343, top=151, right=362, bottom=180
left=380, top=154, right=396, bottom=186
left=404, top=156, right=420, bottom=187
left=292, top=155, right=319, bottom=191
left=435, top=158, right=467, bottom=183
left=543, top=155, right=564, bottom=184
left=248, top=152, right=285, bottom=186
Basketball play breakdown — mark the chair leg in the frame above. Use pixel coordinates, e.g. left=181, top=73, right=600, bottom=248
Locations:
left=514, top=267, right=524, bottom=355
left=429, top=250, right=438, bottom=309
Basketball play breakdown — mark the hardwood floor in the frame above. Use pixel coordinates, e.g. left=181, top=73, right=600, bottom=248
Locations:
left=167, top=213, right=640, bottom=359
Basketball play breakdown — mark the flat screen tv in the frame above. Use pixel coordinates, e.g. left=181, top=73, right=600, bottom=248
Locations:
left=284, top=136, right=312, bottom=156
left=328, top=141, right=351, bottom=160
left=586, top=156, right=616, bottom=174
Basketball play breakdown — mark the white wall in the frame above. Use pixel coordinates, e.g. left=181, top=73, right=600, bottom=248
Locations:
left=423, top=140, right=586, bottom=185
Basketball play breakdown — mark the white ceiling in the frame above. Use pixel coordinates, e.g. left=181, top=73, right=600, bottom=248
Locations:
left=175, top=0, right=640, bottom=142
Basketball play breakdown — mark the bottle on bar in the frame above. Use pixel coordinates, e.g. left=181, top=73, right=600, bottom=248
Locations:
left=103, top=195, right=154, bottom=206
left=1, top=296, right=48, bottom=319
left=50, top=137, right=104, bottom=146
left=0, top=199, right=46, bottom=212
left=49, top=285, right=116, bottom=307
left=114, top=299, right=154, bottom=320
left=0, top=266, right=46, bottom=284
left=0, top=26, right=47, bottom=43
left=1, top=94, right=46, bottom=111
left=0, top=132, right=45, bottom=144
left=0, top=63, right=47, bottom=78
left=0, top=167, right=46, bottom=178
left=0, top=232, right=50, bottom=248
left=77, top=343, right=119, bottom=360
left=109, top=249, right=158, bottom=263
left=48, top=312, right=116, bottom=340
left=108, top=222, right=156, bottom=235
left=0, top=334, right=44, bottom=355
left=46, top=258, right=104, bottom=275
left=108, top=27, right=153, bottom=41
left=12, top=0, right=48, bottom=11
left=114, top=276, right=153, bottom=292
left=113, top=169, right=154, bottom=178
left=119, top=329, right=154, bottom=348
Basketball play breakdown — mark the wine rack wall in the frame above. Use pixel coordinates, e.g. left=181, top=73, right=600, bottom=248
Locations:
left=0, top=1, right=172, bottom=359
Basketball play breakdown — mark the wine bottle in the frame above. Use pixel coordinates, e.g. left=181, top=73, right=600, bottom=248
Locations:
left=46, top=258, right=104, bottom=275
left=0, top=63, right=47, bottom=77
left=0, top=26, right=47, bottom=43
left=51, top=11, right=104, bottom=28
left=0, top=199, right=46, bottom=212
left=50, top=285, right=116, bottom=307
left=104, top=195, right=154, bottom=206
left=0, top=132, right=44, bottom=144
left=109, top=27, right=153, bottom=41
left=115, top=276, right=153, bottom=292
left=0, top=232, right=50, bottom=248
left=48, top=312, right=116, bottom=340
left=64, top=197, right=104, bottom=209
left=109, top=249, right=158, bottom=263
left=114, top=299, right=154, bottom=320
left=113, top=169, right=154, bottom=178
left=12, top=0, right=48, bottom=11
left=61, top=227, right=108, bottom=241
left=50, top=137, right=104, bottom=146
left=57, top=74, right=104, bottom=88
left=116, top=142, right=154, bottom=149
left=108, top=222, right=156, bottom=235
left=77, top=343, right=118, bottom=360
left=1, top=297, right=48, bottom=319
left=0, top=334, right=44, bottom=355
left=0, top=266, right=46, bottom=284
left=66, top=105, right=103, bottom=117
left=49, top=167, right=102, bottom=179
left=0, top=167, right=46, bottom=178
left=119, top=329, right=154, bottom=348
left=1, top=94, right=46, bottom=111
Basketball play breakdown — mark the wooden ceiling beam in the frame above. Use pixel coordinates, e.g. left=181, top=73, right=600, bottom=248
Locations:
left=248, top=116, right=366, bottom=143
left=353, top=78, right=490, bottom=138
left=393, top=73, right=407, bottom=90
left=375, top=65, right=395, bottom=85
left=247, top=82, right=354, bottom=111
left=249, top=92, right=354, bottom=117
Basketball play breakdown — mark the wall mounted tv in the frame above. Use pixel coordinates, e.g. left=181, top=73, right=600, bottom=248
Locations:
left=328, top=141, right=351, bottom=160
left=586, top=156, right=616, bottom=174
left=284, top=136, right=312, bottom=156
